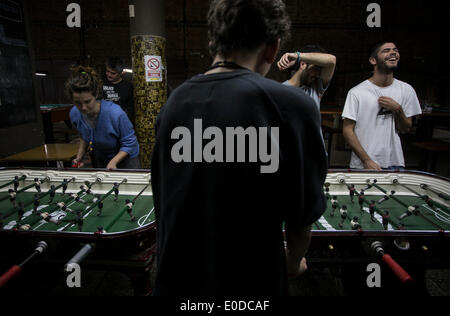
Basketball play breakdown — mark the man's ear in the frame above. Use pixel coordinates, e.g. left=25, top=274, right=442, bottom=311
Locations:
left=369, top=57, right=377, bottom=67
left=263, top=39, right=281, bottom=64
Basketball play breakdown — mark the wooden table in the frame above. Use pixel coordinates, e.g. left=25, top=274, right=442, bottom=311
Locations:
left=0, top=144, right=79, bottom=168
left=415, top=111, right=450, bottom=141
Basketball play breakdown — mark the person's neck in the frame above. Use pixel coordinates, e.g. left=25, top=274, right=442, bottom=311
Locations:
left=369, top=71, right=394, bottom=87
left=110, top=77, right=122, bottom=85
left=206, top=53, right=260, bottom=75
left=88, top=100, right=101, bottom=119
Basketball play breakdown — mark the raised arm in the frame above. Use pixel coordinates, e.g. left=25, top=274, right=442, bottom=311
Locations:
left=300, top=52, right=336, bottom=85
left=277, top=52, right=336, bottom=85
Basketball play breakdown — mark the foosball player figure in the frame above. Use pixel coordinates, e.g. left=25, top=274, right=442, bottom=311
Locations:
left=33, top=193, right=40, bottom=214
left=96, top=226, right=106, bottom=234
left=34, top=178, right=42, bottom=194
left=350, top=216, right=361, bottom=230
left=358, top=190, right=365, bottom=212
left=378, top=190, right=395, bottom=204
left=8, top=189, right=17, bottom=208
left=324, top=186, right=330, bottom=200
left=330, top=196, right=338, bottom=217
left=70, top=193, right=78, bottom=202
left=96, top=200, right=104, bottom=216
left=113, top=182, right=120, bottom=201
left=75, top=211, right=84, bottom=232
left=349, top=184, right=356, bottom=203
left=62, top=179, right=69, bottom=195
left=74, top=194, right=87, bottom=205
left=13, top=176, right=20, bottom=192
left=339, top=205, right=348, bottom=228
left=423, top=195, right=434, bottom=209
left=369, top=200, right=376, bottom=222
left=80, top=183, right=89, bottom=194
left=48, top=185, right=56, bottom=203
left=60, top=204, right=75, bottom=214
left=399, top=205, right=420, bottom=220
left=125, top=199, right=136, bottom=222
left=382, top=211, right=390, bottom=230
left=17, top=202, right=25, bottom=222
left=92, top=194, right=101, bottom=205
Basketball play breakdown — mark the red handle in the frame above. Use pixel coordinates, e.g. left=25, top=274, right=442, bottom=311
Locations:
left=72, top=161, right=81, bottom=168
left=381, top=254, right=413, bottom=284
left=0, top=265, right=22, bottom=288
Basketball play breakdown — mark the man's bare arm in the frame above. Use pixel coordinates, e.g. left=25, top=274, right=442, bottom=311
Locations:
left=300, top=52, right=336, bottom=85
left=342, top=118, right=381, bottom=170
left=277, top=52, right=336, bottom=85
left=378, top=97, right=413, bottom=133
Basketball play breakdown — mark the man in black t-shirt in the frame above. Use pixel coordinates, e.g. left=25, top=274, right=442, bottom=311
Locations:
left=103, top=57, right=134, bottom=123
left=151, top=0, right=327, bottom=297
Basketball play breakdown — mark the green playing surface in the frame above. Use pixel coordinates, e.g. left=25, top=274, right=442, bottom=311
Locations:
left=319, top=193, right=450, bottom=231
left=0, top=189, right=154, bottom=234
left=1, top=181, right=449, bottom=233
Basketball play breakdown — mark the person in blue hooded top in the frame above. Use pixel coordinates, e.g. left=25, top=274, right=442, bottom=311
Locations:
left=66, top=66, right=140, bottom=169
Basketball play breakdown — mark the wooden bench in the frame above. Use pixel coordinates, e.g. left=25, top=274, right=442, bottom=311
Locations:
left=0, top=144, right=79, bottom=168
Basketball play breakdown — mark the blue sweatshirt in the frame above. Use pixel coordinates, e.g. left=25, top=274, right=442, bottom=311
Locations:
left=70, top=100, right=139, bottom=161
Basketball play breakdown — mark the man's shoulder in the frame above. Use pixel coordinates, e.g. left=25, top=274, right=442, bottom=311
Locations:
left=348, top=80, right=371, bottom=93
left=393, top=78, right=416, bottom=92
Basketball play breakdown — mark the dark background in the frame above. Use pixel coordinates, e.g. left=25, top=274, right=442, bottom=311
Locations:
left=30, top=0, right=449, bottom=106
left=0, top=0, right=448, bottom=161
left=28, top=0, right=447, bottom=108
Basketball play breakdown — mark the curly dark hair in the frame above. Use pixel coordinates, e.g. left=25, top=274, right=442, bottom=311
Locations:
left=207, top=0, right=291, bottom=58
left=65, top=65, right=103, bottom=99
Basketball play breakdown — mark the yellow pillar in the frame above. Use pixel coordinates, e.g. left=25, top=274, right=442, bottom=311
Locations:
left=129, top=0, right=166, bottom=168
left=131, top=36, right=166, bottom=168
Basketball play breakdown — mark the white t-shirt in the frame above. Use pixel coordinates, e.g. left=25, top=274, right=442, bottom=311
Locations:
left=283, top=78, right=328, bottom=111
left=342, top=79, right=422, bottom=169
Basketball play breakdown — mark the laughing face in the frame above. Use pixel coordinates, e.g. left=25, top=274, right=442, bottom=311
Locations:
left=371, top=43, right=400, bottom=74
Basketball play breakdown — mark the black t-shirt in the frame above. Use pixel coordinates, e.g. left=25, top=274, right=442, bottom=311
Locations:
left=151, top=69, right=327, bottom=296
left=103, top=80, right=134, bottom=122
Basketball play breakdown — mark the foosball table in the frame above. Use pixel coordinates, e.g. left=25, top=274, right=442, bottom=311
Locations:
left=0, top=168, right=156, bottom=295
left=0, top=168, right=449, bottom=295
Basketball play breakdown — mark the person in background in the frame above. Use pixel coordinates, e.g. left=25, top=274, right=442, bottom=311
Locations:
left=66, top=66, right=140, bottom=169
left=103, top=57, right=135, bottom=124
left=342, top=41, right=422, bottom=170
left=277, top=44, right=336, bottom=110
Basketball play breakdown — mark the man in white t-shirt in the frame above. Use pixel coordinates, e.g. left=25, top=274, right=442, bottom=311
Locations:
left=342, top=42, right=422, bottom=170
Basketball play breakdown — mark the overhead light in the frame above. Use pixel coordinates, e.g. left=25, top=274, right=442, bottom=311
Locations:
left=35, top=72, right=48, bottom=77
left=123, top=69, right=133, bottom=73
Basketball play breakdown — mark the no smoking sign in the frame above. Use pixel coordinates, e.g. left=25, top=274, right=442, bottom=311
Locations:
left=144, top=55, right=163, bottom=82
